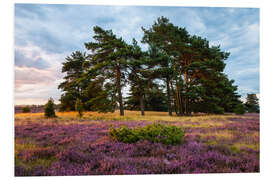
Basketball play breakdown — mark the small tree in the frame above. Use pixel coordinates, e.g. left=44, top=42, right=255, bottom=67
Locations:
left=234, top=103, right=245, bottom=115
left=44, top=98, right=56, bottom=118
left=245, top=94, right=259, bottom=113
left=22, top=106, right=31, bottom=113
left=75, top=98, right=84, bottom=118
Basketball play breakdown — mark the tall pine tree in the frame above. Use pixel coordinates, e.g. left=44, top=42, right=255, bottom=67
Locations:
left=85, top=26, right=129, bottom=116
left=58, top=51, right=89, bottom=111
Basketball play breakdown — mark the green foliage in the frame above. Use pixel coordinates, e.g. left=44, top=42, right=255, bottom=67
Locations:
left=109, top=123, right=185, bottom=145
left=57, top=16, right=241, bottom=115
left=125, top=39, right=148, bottom=115
left=58, top=51, right=89, bottom=111
left=145, top=87, right=168, bottom=111
left=234, top=103, right=246, bottom=115
left=213, top=106, right=225, bottom=114
left=85, top=26, right=129, bottom=116
left=85, top=78, right=117, bottom=113
left=109, top=126, right=138, bottom=143
left=44, top=98, right=56, bottom=118
left=75, top=98, right=84, bottom=118
left=58, top=92, right=76, bottom=112
left=125, top=85, right=168, bottom=112
left=245, top=94, right=259, bottom=113
left=141, top=17, right=238, bottom=115
left=58, top=50, right=117, bottom=113
left=22, top=106, right=31, bottom=113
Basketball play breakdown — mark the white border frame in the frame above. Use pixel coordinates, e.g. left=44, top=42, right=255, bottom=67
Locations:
left=2, top=0, right=269, bottom=179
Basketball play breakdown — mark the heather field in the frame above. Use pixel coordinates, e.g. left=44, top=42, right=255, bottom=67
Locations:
left=14, top=111, right=259, bottom=176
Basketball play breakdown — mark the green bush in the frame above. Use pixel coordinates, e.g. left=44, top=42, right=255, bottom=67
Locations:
left=234, top=103, right=245, bottom=115
left=44, top=98, right=56, bottom=118
left=109, top=123, right=185, bottom=145
left=75, top=98, right=84, bottom=118
left=22, top=106, right=31, bottom=113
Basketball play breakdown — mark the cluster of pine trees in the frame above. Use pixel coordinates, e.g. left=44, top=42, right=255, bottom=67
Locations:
left=58, top=16, right=241, bottom=116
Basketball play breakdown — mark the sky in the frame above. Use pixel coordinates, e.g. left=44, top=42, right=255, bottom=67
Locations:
left=14, top=4, right=260, bottom=105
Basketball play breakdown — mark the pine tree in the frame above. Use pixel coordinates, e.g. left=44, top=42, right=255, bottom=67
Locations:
left=84, top=77, right=117, bottom=113
left=44, top=98, right=56, bottom=118
left=57, top=16, right=241, bottom=115
left=58, top=50, right=114, bottom=112
left=142, top=16, right=236, bottom=115
left=58, top=51, right=90, bottom=111
left=125, top=83, right=168, bottom=112
left=234, top=103, right=245, bottom=115
left=126, top=39, right=148, bottom=116
left=245, top=94, right=259, bottom=113
left=85, top=26, right=129, bottom=116
left=142, top=16, right=189, bottom=115
left=146, top=45, right=174, bottom=115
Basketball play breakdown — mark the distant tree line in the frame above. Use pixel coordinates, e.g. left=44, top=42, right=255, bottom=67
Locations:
left=15, top=104, right=59, bottom=114
left=58, top=16, right=243, bottom=116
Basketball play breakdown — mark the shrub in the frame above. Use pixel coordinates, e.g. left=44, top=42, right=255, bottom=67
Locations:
left=22, top=106, right=31, bottom=113
left=75, top=98, right=84, bottom=118
left=109, top=126, right=138, bottom=143
left=44, top=98, right=56, bottom=118
left=109, top=123, right=185, bottom=145
left=234, top=103, right=245, bottom=115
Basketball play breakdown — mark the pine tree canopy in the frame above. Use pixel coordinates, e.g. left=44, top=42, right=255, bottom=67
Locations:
left=58, top=16, right=243, bottom=115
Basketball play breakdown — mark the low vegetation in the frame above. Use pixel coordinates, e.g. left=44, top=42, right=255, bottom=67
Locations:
left=109, top=123, right=185, bottom=145
left=22, top=106, right=31, bottom=113
left=15, top=111, right=259, bottom=176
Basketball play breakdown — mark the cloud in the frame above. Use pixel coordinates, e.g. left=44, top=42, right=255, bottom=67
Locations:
left=15, top=66, right=55, bottom=90
left=15, top=66, right=63, bottom=105
left=15, top=49, right=49, bottom=69
left=234, top=67, right=259, bottom=78
left=14, top=42, right=69, bottom=104
left=15, top=42, right=68, bottom=73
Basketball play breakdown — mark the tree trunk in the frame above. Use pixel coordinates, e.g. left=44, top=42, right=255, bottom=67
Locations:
left=173, top=100, right=178, bottom=116
left=176, top=84, right=183, bottom=115
left=116, top=67, right=124, bottom=116
left=170, top=81, right=178, bottom=116
left=179, top=90, right=184, bottom=115
left=139, top=95, right=145, bottom=116
left=184, top=57, right=189, bottom=115
left=166, top=77, right=172, bottom=116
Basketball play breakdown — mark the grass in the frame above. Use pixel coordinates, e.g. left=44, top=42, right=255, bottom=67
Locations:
left=15, top=110, right=236, bottom=125
left=200, top=130, right=235, bottom=140
left=15, top=139, right=37, bottom=157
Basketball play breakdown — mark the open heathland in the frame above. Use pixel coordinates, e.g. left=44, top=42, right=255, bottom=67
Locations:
left=14, top=111, right=259, bottom=176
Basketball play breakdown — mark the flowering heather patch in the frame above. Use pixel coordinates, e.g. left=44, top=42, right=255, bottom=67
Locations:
left=15, top=112, right=259, bottom=176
